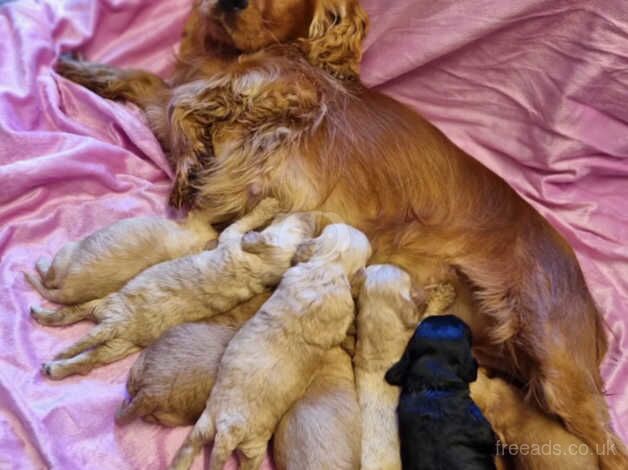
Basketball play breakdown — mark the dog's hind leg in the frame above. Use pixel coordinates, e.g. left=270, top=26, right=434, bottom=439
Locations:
left=169, top=410, right=217, bottom=470
left=43, top=339, right=139, bottom=379
left=30, top=298, right=102, bottom=327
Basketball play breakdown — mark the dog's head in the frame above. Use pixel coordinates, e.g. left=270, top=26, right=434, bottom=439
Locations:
left=385, top=315, right=478, bottom=390
left=197, top=0, right=368, bottom=78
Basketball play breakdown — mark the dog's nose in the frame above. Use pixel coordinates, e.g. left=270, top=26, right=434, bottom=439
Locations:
left=218, top=0, right=249, bottom=12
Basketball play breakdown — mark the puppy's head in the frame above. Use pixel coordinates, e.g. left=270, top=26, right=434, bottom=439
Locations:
left=293, top=223, right=371, bottom=277
left=197, top=0, right=368, bottom=79
left=385, top=315, right=478, bottom=390
left=241, top=211, right=319, bottom=256
left=356, top=264, right=419, bottom=328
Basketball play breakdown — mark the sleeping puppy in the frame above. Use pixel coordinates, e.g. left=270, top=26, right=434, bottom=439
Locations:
left=34, top=199, right=319, bottom=379
left=115, top=293, right=270, bottom=426
left=273, top=347, right=361, bottom=470
left=386, top=315, right=497, bottom=470
left=25, top=211, right=217, bottom=304
left=168, top=223, right=372, bottom=470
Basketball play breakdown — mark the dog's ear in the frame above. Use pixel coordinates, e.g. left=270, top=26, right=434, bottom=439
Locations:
left=350, top=267, right=366, bottom=299
left=303, top=0, right=369, bottom=80
left=241, top=231, right=273, bottom=254
left=292, top=239, right=318, bottom=264
left=385, top=349, right=411, bottom=386
left=460, top=355, right=479, bottom=383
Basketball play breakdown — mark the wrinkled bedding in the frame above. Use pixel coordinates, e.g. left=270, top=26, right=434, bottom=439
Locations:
left=0, top=0, right=626, bottom=468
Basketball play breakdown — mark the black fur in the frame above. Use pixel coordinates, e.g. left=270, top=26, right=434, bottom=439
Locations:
left=386, top=315, right=497, bottom=470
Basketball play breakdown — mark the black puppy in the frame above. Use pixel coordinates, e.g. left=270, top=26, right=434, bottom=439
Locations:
left=385, top=314, right=497, bottom=470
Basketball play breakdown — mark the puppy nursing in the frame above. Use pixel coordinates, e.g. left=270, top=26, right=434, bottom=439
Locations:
left=273, top=347, right=361, bottom=470
left=169, top=224, right=372, bottom=470
left=34, top=199, right=318, bottom=379
left=25, top=211, right=217, bottom=304
left=386, top=315, right=498, bottom=470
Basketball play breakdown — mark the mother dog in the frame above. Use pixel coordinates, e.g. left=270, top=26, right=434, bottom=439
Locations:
left=57, top=0, right=626, bottom=467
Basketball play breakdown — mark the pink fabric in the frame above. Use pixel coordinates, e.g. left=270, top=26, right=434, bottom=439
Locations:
left=0, top=0, right=626, bottom=468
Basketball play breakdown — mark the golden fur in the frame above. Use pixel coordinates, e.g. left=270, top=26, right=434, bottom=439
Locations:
left=273, top=347, right=361, bottom=470
left=55, top=0, right=626, bottom=467
left=168, top=224, right=371, bottom=470
left=33, top=199, right=319, bottom=379
left=25, top=211, right=217, bottom=304
left=116, top=293, right=270, bottom=426
left=471, top=369, right=600, bottom=470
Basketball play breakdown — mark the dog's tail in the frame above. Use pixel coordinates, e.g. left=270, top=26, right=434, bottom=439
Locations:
left=115, top=391, right=154, bottom=425
left=23, top=271, right=71, bottom=304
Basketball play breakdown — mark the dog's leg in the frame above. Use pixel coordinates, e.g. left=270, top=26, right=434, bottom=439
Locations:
left=455, top=246, right=627, bottom=470
left=169, top=410, right=217, bottom=470
left=218, top=198, right=281, bottom=243
left=30, top=298, right=102, bottom=326
left=238, top=446, right=267, bottom=470
left=52, top=322, right=116, bottom=360
left=42, top=339, right=138, bottom=379
left=56, top=56, right=168, bottom=109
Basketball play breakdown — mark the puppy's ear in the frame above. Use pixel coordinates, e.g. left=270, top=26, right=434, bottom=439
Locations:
left=303, top=0, right=369, bottom=80
left=385, top=349, right=411, bottom=386
left=292, top=239, right=318, bottom=264
left=460, top=355, right=479, bottom=383
left=350, top=267, right=366, bottom=299
left=241, top=231, right=273, bottom=254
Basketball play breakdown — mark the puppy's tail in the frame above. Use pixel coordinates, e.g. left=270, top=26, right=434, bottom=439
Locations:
left=169, top=410, right=216, bottom=470
left=23, top=271, right=71, bottom=304
left=115, top=391, right=154, bottom=425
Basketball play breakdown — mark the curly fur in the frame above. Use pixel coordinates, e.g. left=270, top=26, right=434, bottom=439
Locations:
left=168, top=224, right=371, bottom=470
left=33, top=199, right=320, bottom=379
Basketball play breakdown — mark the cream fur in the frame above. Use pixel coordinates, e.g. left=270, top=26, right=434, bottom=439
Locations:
left=24, top=211, right=217, bottom=304
left=35, top=199, right=319, bottom=379
left=354, top=264, right=417, bottom=470
left=116, top=293, right=270, bottom=426
left=273, top=347, right=361, bottom=470
left=168, top=223, right=371, bottom=470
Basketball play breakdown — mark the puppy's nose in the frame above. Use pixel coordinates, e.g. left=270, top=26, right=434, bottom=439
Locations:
left=218, top=0, right=249, bottom=12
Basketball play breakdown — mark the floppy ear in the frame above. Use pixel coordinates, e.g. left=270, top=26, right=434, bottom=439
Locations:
left=292, top=239, right=318, bottom=264
left=303, top=0, right=369, bottom=80
left=460, top=355, right=479, bottom=383
left=241, top=231, right=273, bottom=254
left=385, top=349, right=411, bottom=386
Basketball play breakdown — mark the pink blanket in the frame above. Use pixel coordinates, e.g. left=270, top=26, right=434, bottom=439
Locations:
left=1, top=0, right=626, bottom=468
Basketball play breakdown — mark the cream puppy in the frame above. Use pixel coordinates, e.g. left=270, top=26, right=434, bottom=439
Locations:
left=354, top=264, right=455, bottom=470
left=34, top=199, right=319, bottom=379
left=25, top=211, right=217, bottom=304
left=273, top=346, right=361, bottom=470
left=169, top=223, right=372, bottom=470
left=116, top=293, right=270, bottom=426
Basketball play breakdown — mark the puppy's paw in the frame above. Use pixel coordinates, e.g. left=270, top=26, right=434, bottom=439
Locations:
left=425, top=283, right=456, bottom=314
left=41, top=361, right=64, bottom=380
left=254, top=197, right=281, bottom=216
left=30, top=305, right=54, bottom=325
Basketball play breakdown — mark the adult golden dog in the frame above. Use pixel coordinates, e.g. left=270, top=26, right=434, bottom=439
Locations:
left=57, top=0, right=626, bottom=467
